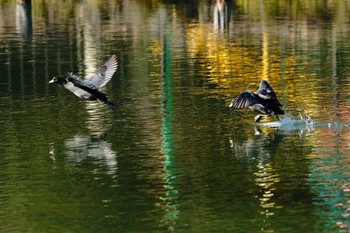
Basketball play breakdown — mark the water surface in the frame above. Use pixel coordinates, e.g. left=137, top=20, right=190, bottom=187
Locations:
left=1, top=1, right=350, bottom=232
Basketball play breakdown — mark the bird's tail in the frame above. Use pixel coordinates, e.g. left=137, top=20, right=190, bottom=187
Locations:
left=92, top=90, right=116, bottom=110
left=106, top=100, right=116, bottom=110
left=98, top=98, right=116, bottom=110
left=75, top=83, right=116, bottom=110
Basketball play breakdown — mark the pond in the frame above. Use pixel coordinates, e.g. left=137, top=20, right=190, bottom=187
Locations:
left=1, top=0, right=350, bottom=232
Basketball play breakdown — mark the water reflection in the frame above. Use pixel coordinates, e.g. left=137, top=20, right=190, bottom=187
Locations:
left=64, top=134, right=117, bottom=175
left=2, top=0, right=350, bottom=232
left=48, top=109, right=118, bottom=176
left=255, top=161, right=280, bottom=222
left=309, top=127, right=350, bottom=231
left=230, top=127, right=284, bottom=218
left=157, top=31, right=179, bottom=231
left=229, top=126, right=285, bottom=159
left=213, top=0, right=230, bottom=32
left=67, top=103, right=117, bottom=173
left=16, top=0, right=32, bottom=36
left=76, top=0, right=104, bottom=76
left=229, top=122, right=314, bottom=230
left=84, top=102, right=115, bottom=134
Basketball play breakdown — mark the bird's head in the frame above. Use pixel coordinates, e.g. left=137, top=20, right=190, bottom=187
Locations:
left=49, top=76, right=67, bottom=85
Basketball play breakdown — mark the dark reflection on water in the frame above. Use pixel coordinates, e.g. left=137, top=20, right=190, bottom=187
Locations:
left=1, top=0, right=350, bottom=232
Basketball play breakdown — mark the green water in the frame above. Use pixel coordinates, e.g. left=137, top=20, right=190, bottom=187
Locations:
left=1, top=0, right=350, bottom=232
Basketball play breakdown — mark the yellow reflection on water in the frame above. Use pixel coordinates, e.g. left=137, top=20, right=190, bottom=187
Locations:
left=182, top=1, right=350, bottom=123
left=255, top=162, right=280, bottom=212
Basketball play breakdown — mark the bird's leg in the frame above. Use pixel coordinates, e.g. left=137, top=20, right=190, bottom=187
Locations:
left=255, top=115, right=263, bottom=123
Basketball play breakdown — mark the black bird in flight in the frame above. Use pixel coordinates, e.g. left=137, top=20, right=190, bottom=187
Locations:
left=229, top=80, right=284, bottom=123
left=49, top=55, right=118, bottom=109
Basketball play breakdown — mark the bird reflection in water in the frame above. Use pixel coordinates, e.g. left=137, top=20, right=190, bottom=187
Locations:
left=64, top=133, right=117, bottom=175
left=66, top=104, right=118, bottom=175
left=49, top=103, right=118, bottom=175
left=229, top=127, right=283, bottom=228
left=229, top=125, right=285, bottom=159
left=229, top=124, right=313, bottom=230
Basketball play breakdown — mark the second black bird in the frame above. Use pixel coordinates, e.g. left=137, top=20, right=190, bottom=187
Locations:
left=229, top=80, right=284, bottom=123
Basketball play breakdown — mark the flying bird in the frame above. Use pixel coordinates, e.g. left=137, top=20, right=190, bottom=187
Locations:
left=49, top=55, right=118, bottom=110
left=229, top=80, right=284, bottom=123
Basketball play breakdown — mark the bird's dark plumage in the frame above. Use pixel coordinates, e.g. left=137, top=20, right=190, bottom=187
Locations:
left=229, top=80, right=284, bottom=123
left=49, top=55, right=118, bottom=110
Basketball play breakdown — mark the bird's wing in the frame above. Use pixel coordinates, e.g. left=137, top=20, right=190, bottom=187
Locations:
left=255, top=80, right=278, bottom=100
left=256, top=91, right=277, bottom=100
left=229, top=90, right=259, bottom=109
left=85, top=55, right=118, bottom=89
left=66, top=72, right=95, bottom=88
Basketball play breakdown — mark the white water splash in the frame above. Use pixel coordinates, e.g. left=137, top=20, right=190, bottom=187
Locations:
left=258, top=111, right=350, bottom=134
left=259, top=111, right=314, bottom=131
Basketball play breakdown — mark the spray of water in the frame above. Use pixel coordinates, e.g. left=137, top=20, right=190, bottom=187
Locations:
left=258, top=110, right=350, bottom=134
left=259, top=111, right=314, bottom=129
